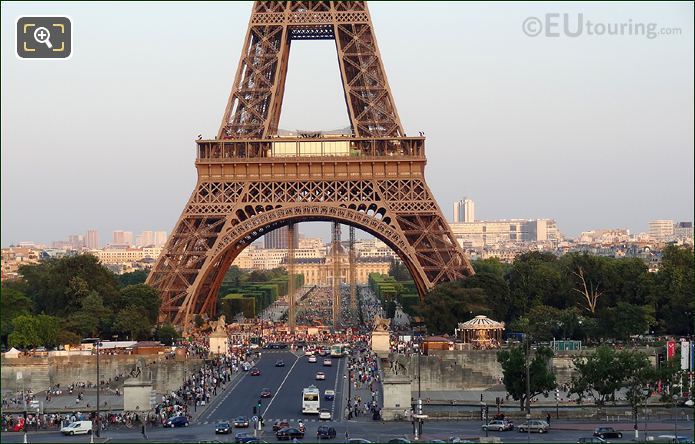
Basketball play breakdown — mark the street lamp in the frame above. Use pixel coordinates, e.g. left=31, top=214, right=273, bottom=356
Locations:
left=525, top=335, right=531, bottom=444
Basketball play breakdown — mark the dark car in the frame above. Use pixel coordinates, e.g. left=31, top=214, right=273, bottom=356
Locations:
left=387, top=439, right=411, bottom=443
left=275, top=360, right=285, bottom=367
left=250, top=368, right=261, bottom=376
left=594, top=427, right=623, bottom=439
left=317, top=426, right=336, bottom=439
left=166, top=416, right=189, bottom=428
left=215, top=422, right=231, bottom=434
left=578, top=438, right=607, bottom=444
left=276, top=427, right=304, bottom=440
left=273, top=420, right=290, bottom=432
left=235, top=432, right=258, bottom=443
left=234, top=416, right=250, bottom=428
left=260, top=388, right=273, bottom=398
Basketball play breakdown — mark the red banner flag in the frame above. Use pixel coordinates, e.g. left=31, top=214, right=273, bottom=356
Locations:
left=667, top=341, right=677, bottom=360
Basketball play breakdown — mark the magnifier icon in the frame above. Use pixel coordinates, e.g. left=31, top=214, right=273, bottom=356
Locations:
left=33, top=26, right=53, bottom=49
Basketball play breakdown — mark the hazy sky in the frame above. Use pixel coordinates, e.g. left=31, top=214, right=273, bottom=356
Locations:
left=2, top=1, right=693, bottom=246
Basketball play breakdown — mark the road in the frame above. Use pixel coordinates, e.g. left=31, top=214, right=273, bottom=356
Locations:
left=4, top=419, right=692, bottom=443
left=201, top=349, right=346, bottom=426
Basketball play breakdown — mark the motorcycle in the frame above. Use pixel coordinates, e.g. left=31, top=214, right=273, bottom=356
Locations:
left=298, top=421, right=305, bottom=433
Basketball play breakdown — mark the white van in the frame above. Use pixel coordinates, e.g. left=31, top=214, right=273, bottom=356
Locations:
left=60, top=420, right=93, bottom=435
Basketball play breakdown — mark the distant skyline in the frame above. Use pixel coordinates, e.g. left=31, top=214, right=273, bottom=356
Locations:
left=2, top=2, right=693, bottom=246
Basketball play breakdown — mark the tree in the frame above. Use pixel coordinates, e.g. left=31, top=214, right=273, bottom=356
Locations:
left=113, top=306, right=152, bottom=340
left=155, top=323, right=179, bottom=345
left=1, top=287, right=33, bottom=341
left=119, top=284, right=161, bottom=324
left=600, top=302, right=654, bottom=340
left=18, top=255, right=120, bottom=316
left=653, top=245, right=694, bottom=335
left=507, top=252, right=566, bottom=319
left=572, top=266, right=603, bottom=315
left=570, top=345, right=628, bottom=405
left=459, top=271, right=512, bottom=323
left=8, top=315, right=41, bottom=349
left=388, top=259, right=411, bottom=281
left=497, top=345, right=556, bottom=410
left=67, top=291, right=111, bottom=338
left=117, top=270, right=149, bottom=287
left=418, top=282, right=491, bottom=334
left=8, top=314, right=60, bottom=349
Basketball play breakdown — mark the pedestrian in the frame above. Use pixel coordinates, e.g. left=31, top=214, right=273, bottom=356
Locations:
left=546, top=413, right=551, bottom=425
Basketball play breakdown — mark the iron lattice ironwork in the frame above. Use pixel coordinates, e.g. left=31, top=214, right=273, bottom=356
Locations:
left=148, top=1, right=474, bottom=326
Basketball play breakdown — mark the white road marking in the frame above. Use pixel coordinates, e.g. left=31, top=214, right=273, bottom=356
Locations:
left=262, top=354, right=300, bottom=416
left=205, top=364, right=253, bottom=420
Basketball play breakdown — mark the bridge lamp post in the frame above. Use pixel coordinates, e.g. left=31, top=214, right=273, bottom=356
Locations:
left=96, top=338, right=101, bottom=438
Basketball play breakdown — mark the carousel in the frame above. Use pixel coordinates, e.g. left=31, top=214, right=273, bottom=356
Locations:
left=456, top=315, right=505, bottom=349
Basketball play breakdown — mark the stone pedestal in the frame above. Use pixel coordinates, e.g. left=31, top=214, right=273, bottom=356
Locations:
left=371, top=331, right=390, bottom=356
left=381, top=374, right=412, bottom=421
left=209, top=330, right=229, bottom=356
left=124, top=378, right=153, bottom=412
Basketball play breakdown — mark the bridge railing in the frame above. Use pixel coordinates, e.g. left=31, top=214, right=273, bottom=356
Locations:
left=196, top=136, right=425, bottom=161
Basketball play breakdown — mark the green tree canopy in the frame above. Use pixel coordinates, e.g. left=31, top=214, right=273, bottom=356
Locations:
left=118, top=284, right=161, bottom=324
left=1, top=287, right=33, bottom=341
left=113, top=306, right=152, bottom=340
left=497, top=345, right=556, bottom=410
left=418, top=282, right=491, bottom=334
left=116, top=270, right=149, bottom=287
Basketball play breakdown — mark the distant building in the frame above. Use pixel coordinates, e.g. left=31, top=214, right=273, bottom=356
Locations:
left=450, top=219, right=561, bottom=248
left=137, top=231, right=155, bottom=247
left=67, top=234, right=84, bottom=250
left=263, top=226, right=298, bottom=250
left=648, top=220, right=674, bottom=241
left=453, top=198, right=475, bottom=223
left=112, top=230, right=134, bottom=247
left=154, top=231, right=168, bottom=247
left=674, top=221, right=693, bottom=240
left=286, top=243, right=390, bottom=286
left=85, top=229, right=99, bottom=250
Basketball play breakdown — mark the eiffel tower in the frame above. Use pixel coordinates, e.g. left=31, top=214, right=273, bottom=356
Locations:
left=147, top=1, right=474, bottom=326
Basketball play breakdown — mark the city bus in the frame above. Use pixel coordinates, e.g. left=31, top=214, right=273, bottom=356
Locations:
left=302, top=385, right=320, bottom=414
left=330, top=344, right=347, bottom=358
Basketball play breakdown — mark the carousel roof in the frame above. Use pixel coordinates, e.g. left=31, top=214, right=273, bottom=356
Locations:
left=458, top=315, right=505, bottom=330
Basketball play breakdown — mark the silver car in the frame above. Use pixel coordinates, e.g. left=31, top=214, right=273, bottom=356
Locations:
left=517, top=420, right=549, bottom=433
left=482, top=419, right=514, bottom=431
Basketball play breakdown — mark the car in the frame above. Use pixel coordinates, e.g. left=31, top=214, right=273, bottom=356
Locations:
left=235, top=432, right=258, bottom=443
left=276, top=427, right=304, bottom=440
left=578, top=438, right=607, bottom=444
left=234, top=416, right=250, bottom=428
left=387, top=439, right=411, bottom=443
left=315, top=371, right=326, bottom=380
left=305, top=350, right=314, bottom=356
left=323, top=359, right=332, bottom=366
left=308, top=355, right=318, bottom=363
left=273, top=420, right=290, bottom=432
left=60, top=421, right=93, bottom=435
left=260, top=388, right=273, bottom=398
left=166, top=416, right=189, bottom=428
left=347, top=439, right=372, bottom=444
left=517, top=420, right=549, bottom=433
left=242, top=362, right=252, bottom=371
left=317, top=425, right=337, bottom=439
left=319, top=408, right=332, bottom=420
left=318, top=349, right=329, bottom=357
left=593, top=427, right=623, bottom=439
left=656, top=435, right=694, bottom=443
left=482, top=419, right=514, bottom=431
left=275, top=360, right=285, bottom=367
left=215, top=422, right=231, bottom=434
left=250, top=368, right=261, bottom=376
left=324, top=389, right=335, bottom=400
